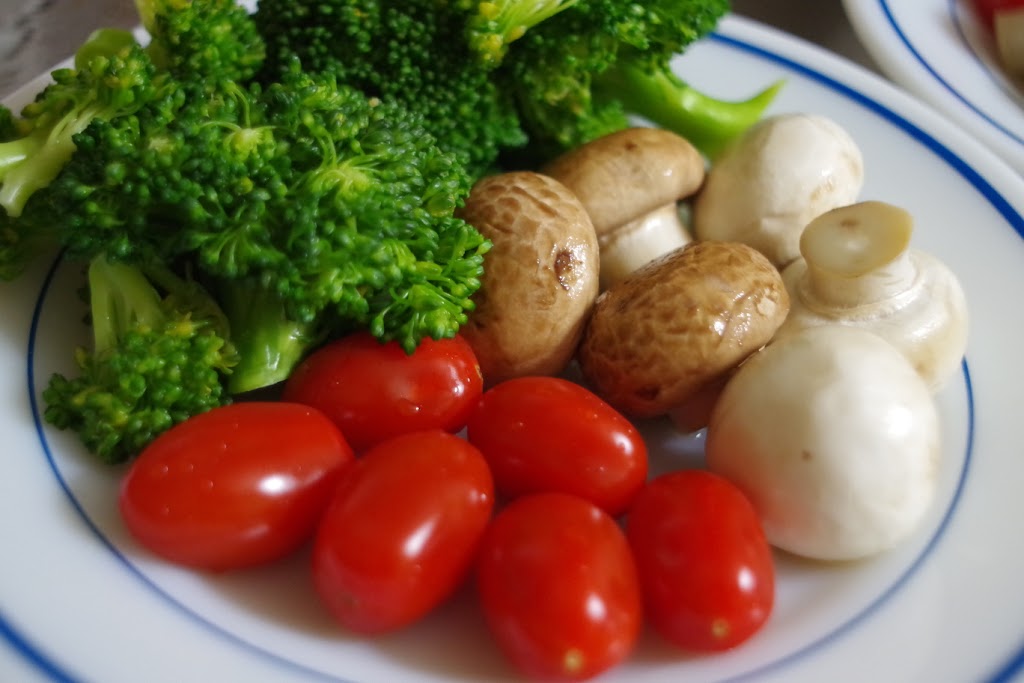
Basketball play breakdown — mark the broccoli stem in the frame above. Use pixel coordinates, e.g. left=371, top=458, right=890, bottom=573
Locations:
left=595, top=62, right=784, bottom=159
left=218, top=280, right=323, bottom=394
left=0, top=136, right=38, bottom=174
left=87, top=255, right=167, bottom=353
left=0, top=128, right=79, bottom=217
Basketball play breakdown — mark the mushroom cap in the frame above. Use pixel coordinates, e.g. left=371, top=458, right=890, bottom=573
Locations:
left=692, top=113, right=864, bottom=268
left=457, top=171, right=600, bottom=386
left=543, top=127, right=705, bottom=237
left=577, top=240, right=789, bottom=418
left=705, top=325, right=940, bottom=561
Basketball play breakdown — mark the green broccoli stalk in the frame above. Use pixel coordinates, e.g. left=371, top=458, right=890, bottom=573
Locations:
left=0, top=33, right=160, bottom=217
left=594, top=61, right=784, bottom=159
left=460, top=0, right=581, bottom=67
left=489, top=0, right=783, bottom=161
left=217, top=277, right=324, bottom=395
left=43, top=255, right=238, bottom=463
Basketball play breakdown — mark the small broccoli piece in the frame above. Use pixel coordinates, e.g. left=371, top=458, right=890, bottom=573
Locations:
left=253, top=0, right=526, bottom=175
left=135, top=0, right=266, bottom=81
left=43, top=254, right=237, bottom=463
left=493, top=0, right=782, bottom=160
left=460, top=0, right=581, bottom=67
left=0, top=34, right=161, bottom=217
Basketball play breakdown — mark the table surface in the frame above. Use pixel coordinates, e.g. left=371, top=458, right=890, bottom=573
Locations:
left=0, top=0, right=878, bottom=101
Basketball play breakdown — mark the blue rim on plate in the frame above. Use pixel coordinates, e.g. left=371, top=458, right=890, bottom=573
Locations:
left=1, top=24, right=1016, bottom=683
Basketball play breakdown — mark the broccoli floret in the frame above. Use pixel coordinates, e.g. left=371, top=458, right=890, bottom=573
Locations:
left=0, top=33, right=162, bottom=217
left=253, top=0, right=526, bottom=175
left=490, top=0, right=782, bottom=160
left=43, top=255, right=238, bottom=463
left=38, top=64, right=488, bottom=391
left=48, top=77, right=268, bottom=265
left=135, top=0, right=265, bottom=81
left=200, top=67, right=489, bottom=356
left=459, top=0, right=581, bottom=67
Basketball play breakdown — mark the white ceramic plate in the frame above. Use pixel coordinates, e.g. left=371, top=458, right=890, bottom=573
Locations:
left=842, top=0, right=1024, bottom=174
left=4, top=13, right=1024, bottom=683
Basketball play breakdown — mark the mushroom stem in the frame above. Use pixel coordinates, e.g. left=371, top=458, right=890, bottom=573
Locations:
left=799, top=200, right=916, bottom=310
left=778, top=200, right=969, bottom=392
left=599, top=202, right=692, bottom=290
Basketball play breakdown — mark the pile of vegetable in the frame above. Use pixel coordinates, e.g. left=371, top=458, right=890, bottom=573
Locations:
left=2, top=0, right=973, bottom=680
left=0, top=0, right=777, bottom=464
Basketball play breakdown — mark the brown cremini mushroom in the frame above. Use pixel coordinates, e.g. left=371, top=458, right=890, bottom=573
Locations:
left=457, top=171, right=600, bottom=386
left=577, top=240, right=789, bottom=421
left=543, top=127, right=705, bottom=291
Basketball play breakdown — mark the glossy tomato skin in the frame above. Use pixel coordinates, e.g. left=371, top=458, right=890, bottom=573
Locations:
left=312, top=429, right=494, bottom=634
left=466, top=376, right=647, bottom=517
left=476, top=492, right=642, bottom=682
left=119, top=402, right=355, bottom=572
left=282, top=331, right=483, bottom=453
left=626, top=470, right=774, bottom=652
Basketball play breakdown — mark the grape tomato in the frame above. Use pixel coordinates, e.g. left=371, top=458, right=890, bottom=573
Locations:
left=466, top=375, right=647, bottom=516
left=119, top=401, right=355, bottom=572
left=312, top=429, right=494, bottom=634
left=476, top=492, right=642, bottom=681
left=626, top=469, right=775, bottom=652
left=283, top=331, right=483, bottom=452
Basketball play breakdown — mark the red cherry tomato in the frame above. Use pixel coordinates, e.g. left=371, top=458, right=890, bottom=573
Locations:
left=466, top=376, right=647, bottom=516
left=119, top=402, right=354, bottom=572
left=626, top=470, right=774, bottom=652
left=282, top=331, right=483, bottom=453
left=476, top=492, right=642, bottom=682
left=972, top=0, right=1024, bottom=28
left=312, top=429, right=494, bottom=634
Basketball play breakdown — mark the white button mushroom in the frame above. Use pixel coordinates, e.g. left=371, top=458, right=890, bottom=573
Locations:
left=776, top=200, right=969, bottom=392
left=543, top=127, right=704, bottom=290
left=692, top=113, right=864, bottom=269
left=705, top=325, right=941, bottom=562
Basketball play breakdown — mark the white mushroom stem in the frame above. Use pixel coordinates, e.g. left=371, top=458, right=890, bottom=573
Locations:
left=799, top=200, right=917, bottom=310
left=778, top=200, right=969, bottom=392
left=543, top=127, right=705, bottom=289
left=598, top=202, right=692, bottom=291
